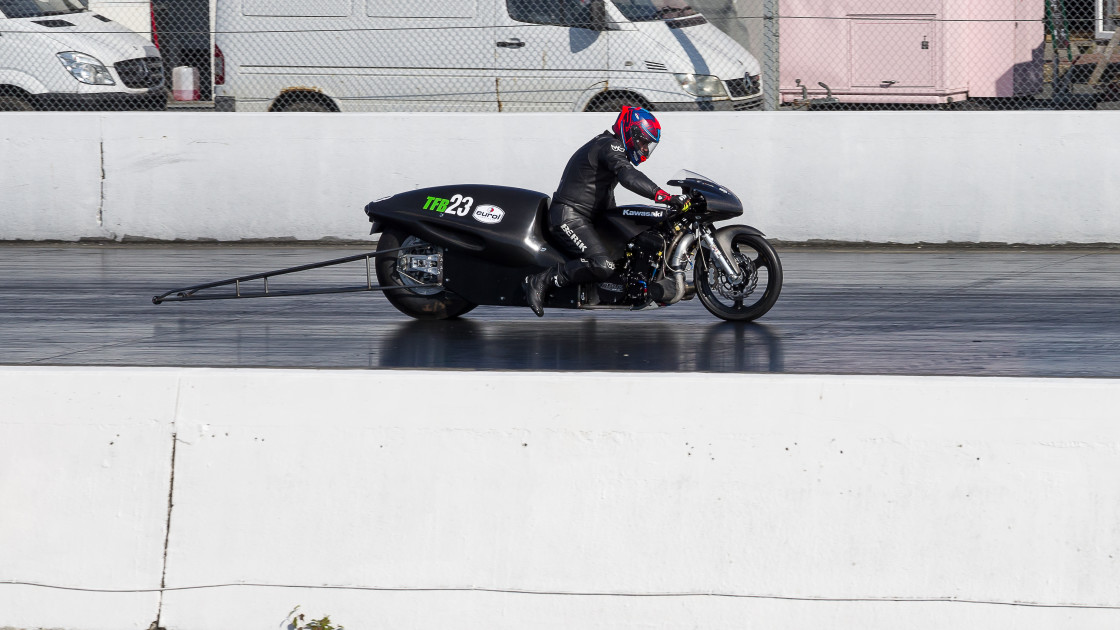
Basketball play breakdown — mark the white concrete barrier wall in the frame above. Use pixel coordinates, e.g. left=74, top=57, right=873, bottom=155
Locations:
left=3, top=366, right=1120, bottom=629
left=2, top=112, right=1119, bottom=244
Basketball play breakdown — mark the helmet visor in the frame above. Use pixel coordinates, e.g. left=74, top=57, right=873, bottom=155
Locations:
left=634, top=136, right=658, bottom=159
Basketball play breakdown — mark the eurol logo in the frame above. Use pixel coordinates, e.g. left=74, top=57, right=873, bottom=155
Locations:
left=472, top=204, right=505, bottom=224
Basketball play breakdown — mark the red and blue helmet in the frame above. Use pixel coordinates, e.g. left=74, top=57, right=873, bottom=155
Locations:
left=612, top=106, right=661, bottom=166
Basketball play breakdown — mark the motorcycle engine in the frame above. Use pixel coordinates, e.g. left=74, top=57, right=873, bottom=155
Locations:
left=595, top=230, right=665, bottom=305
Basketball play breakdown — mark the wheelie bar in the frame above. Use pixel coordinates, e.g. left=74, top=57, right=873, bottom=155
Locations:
left=152, top=247, right=436, bottom=304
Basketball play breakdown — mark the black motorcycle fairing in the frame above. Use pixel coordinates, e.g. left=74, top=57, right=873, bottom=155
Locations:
left=667, top=172, right=744, bottom=221
left=365, top=185, right=563, bottom=268
left=593, top=205, right=665, bottom=250
left=606, top=204, right=670, bottom=226
left=442, top=249, right=582, bottom=308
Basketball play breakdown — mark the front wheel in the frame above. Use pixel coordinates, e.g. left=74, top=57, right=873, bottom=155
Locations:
left=695, top=228, right=782, bottom=322
left=375, top=227, right=476, bottom=320
left=0, top=94, right=35, bottom=111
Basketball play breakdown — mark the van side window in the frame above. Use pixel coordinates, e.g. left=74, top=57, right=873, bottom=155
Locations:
left=507, top=0, right=593, bottom=28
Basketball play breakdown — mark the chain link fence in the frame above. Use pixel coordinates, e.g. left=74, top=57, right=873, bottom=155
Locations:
left=1, top=0, right=1118, bottom=112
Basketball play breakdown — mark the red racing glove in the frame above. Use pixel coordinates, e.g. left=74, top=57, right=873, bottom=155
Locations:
left=656, top=190, right=690, bottom=219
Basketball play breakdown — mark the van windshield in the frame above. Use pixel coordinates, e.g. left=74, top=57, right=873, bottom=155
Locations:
left=610, top=0, right=697, bottom=22
left=0, top=0, right=87, bottom=19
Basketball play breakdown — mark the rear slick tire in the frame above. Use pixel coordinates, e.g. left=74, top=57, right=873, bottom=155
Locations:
left=375, top=227, right=476, bottom=320
left=695, top=228, right=782, bottom=322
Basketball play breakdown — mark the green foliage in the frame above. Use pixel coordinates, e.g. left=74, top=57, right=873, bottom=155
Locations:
left=284, top=605, right=344, bottom=630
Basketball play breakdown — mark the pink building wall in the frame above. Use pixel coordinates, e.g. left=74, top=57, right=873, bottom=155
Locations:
left=780, top=0, right=1045, bottom=104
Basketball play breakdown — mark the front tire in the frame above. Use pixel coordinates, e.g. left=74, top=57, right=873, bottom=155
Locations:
left=375, top=227, right=476, bottom=320
left=695, top=228, right=782, bottom=322
left=0, top=94, right=35, bottom=111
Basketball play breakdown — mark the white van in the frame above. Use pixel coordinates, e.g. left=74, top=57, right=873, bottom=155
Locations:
left=0, top=0, right=165, bottom=110
left=213, top=0, right=763, bottom=112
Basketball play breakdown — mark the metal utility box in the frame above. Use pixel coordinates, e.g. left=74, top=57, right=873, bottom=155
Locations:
left=780, top=0, right=1044, bottom=105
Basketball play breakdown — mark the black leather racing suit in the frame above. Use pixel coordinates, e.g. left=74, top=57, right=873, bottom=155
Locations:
left=549, top=131, right=662, bottom=286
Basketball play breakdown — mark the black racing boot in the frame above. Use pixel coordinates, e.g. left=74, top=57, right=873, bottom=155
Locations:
left=522, top=268, right=555, bottom=317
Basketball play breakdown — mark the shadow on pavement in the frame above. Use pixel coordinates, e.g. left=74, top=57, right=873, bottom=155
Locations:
left=378, top=318, right=784, bottom=373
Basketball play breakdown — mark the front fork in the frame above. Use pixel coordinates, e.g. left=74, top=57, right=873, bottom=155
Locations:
left=697, top=224, right=744, bottom=284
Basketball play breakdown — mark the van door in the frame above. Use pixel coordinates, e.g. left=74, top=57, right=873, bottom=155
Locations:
left=494, top=0, right=609, bottom=111
left=363, top=0, right=497, bottom=111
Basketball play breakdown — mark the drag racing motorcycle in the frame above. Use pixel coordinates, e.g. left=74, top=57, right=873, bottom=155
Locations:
left=365, top=170, right=781, bottom=321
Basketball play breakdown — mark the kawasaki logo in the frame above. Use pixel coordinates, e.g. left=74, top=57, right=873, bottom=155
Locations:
left=622, top=209, right=664, bottom=218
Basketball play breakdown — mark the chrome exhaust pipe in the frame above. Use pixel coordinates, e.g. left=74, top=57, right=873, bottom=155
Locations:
left=665, top=233, right=697, bottom=305
left=669, top=233, right=697, bottom=271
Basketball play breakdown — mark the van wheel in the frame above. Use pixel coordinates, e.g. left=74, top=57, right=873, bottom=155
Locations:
left=585, top=93, right=651, bottom=112
left=272, top=98, right=335, bottom=113
left=0, top=95, right=35, bottom=111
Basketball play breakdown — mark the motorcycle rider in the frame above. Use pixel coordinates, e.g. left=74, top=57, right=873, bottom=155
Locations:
left=522, top=106, right=686, bottom=317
